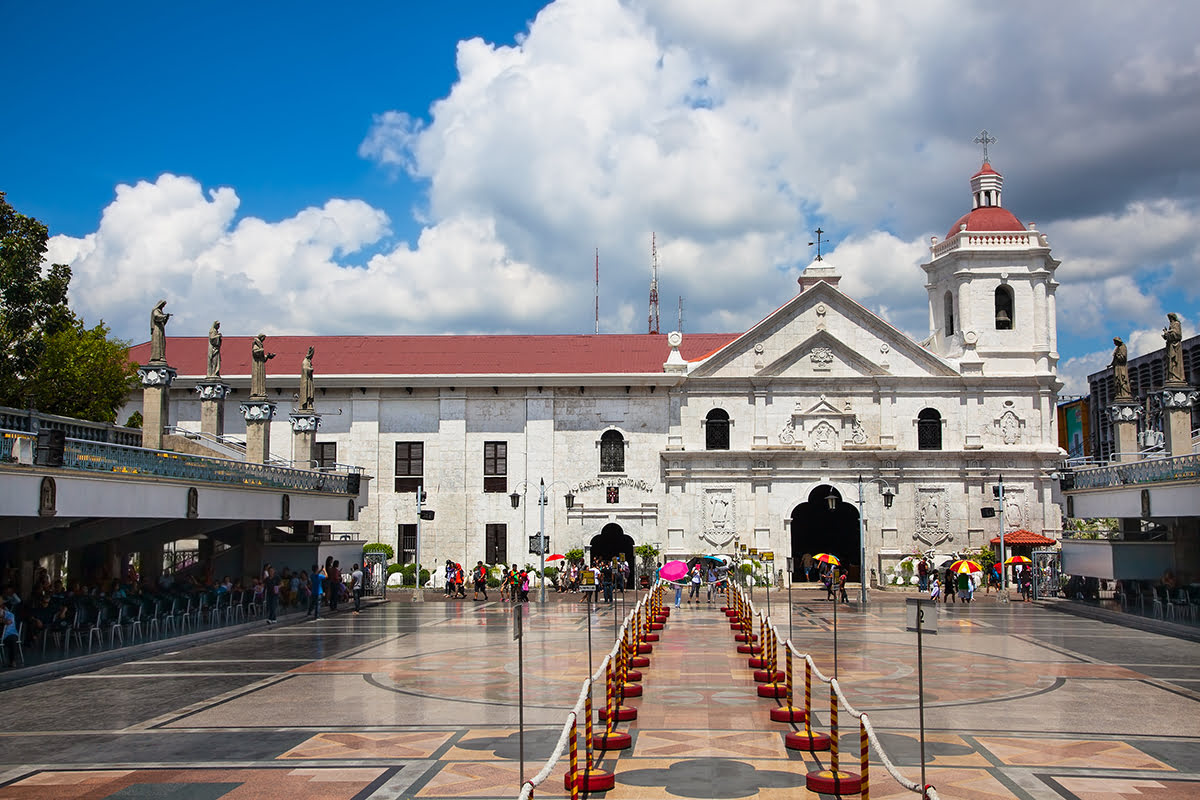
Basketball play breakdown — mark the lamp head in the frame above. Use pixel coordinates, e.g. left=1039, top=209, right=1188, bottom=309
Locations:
left=509, top=491, right=521, bottom=509
left=882, top=487, right=895, bottom=509
left=564, top=491, right=575, bottom=510
left=826, top=493, right=839, bottom=511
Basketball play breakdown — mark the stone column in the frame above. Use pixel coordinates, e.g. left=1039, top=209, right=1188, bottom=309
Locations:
left=1108, top=403, right=1143, bottom=463
left=240, top=401, right=277, bottom=464
left=138, top=365, right=177, bottom=450
left=1160, top=387, right=1198, bottom=457
left=289, top=412, right=322, bottom=468
left=195, top=381, right=231, bottom=438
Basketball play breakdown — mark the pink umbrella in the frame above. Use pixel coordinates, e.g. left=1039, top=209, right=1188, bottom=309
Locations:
left=659, top=560, right=688, bottom=581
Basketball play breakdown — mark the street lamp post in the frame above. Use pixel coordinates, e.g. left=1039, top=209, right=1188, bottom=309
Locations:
left=827, top=475, right=895, bottom=607
left=511, top=479, right=575, bottom=603
left=996, top=473, right=1008, bottom=603
left=412, top=485, right=426, bottom=602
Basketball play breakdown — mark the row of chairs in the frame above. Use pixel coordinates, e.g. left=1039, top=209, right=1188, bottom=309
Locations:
left=1119, top=583, right=1199, bottom=623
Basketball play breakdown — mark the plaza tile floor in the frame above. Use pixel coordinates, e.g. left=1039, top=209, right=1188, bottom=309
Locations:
left=0, top=588, right=1197, bottom=799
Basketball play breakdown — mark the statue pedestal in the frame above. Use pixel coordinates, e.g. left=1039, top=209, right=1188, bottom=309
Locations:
left=1161, top=386, right=1198, bottom=457
left=1108, top=402, right=1143, bottom=462
left=196, top=381, right=231, bottom=438
left=289, top=412, right=322, bottom=468
left=240, top=401, right=277, bottom=464
left=138, top=364, right=177, bottom=450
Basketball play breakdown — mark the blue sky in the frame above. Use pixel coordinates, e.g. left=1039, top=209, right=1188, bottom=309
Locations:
left=5, top=0, right=1200, bottom=396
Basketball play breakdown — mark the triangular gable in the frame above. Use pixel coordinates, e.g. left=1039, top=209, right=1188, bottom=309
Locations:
left=757, top=329, right=889, bottom=378
left=688, top=280, right=960, bottom=379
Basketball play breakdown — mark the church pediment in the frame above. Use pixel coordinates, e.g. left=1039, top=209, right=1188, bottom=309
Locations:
left=688, top=281, right=960, bottom=379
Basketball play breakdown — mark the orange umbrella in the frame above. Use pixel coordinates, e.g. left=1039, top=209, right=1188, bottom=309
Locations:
left=948, top=559, right=982, bottom=574
left=813, top=553, right=840, bottom=566
left=1003, top=556, right=1032, bottom=566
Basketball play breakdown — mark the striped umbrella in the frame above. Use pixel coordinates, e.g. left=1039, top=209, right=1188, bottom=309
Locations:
left=813, top=553, right=841, bottom=566
left=948, top=559, right=982, bottom=574
left=1003, top=556, right=1032, bottom=566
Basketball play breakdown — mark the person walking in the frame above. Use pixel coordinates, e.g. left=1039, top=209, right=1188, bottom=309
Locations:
left=473, top=561, right=489, bottom=601
left=306, top=563, right=325, bottom=620
left=328, top=560, right=342, bottom=612
left=350, top=563, right=364, bottom=614
left=943, top=566, right=956, bottom=603
left=688, top=565, right=702, bottom=604
left=673, top=576, right=683, bottom=608
left=917, top=558, right=929, bottom=592
left=600, top=560, right=614, bottom=604
left=263, top=565, right=279, bottom=624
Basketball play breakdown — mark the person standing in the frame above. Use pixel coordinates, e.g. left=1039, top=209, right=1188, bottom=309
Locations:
left=600, top=560, right=614, bottom=604
left=350, top=563, right=364, bottom=614
left=689, top=565, right=702, bottom=604
left=328, top=560, right=342, bottom=612
left=473, top=561, right=489, bottom=601
left=307, top=563, right=325, bottom=620
left=263, top=566, right=279, bottom=625
left=943, top=566, right=956, bottom=603
left=1, top=602, right=18, bottom=668
left=917, top=558, right=929, bottom=592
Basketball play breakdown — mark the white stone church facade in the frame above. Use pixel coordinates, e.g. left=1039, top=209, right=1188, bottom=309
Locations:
left=131, top=161, right=1064, bottom=581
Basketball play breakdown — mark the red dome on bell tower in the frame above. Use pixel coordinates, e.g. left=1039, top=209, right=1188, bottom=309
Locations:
left=946, top=161, right=1024, bottom=239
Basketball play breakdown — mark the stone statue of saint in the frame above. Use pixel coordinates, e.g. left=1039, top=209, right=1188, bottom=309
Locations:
left=250, top=334, right=275, bottom=399
left=206, top=321, right=222, bottom=378
left=1163, top=312, right=1185, bottom=385
left=149, top=300, right=171, bottom=364
left=299, top=346, right=315, bottom=411
left=1111, top=337, right=1131, bottom=400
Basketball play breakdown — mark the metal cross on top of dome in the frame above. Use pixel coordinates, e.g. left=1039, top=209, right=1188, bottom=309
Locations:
left=973, top=129, right=997, bottom=163
left=808, top=228, right=828, bottom=261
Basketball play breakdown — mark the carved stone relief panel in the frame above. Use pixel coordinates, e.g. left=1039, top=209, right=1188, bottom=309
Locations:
left=702, top=487, right=736, bottom=547
left=1001, top=488, right=1027, bottom=529
left=810, top=420, right=838, bottom=450
left=914, top=486, right=951, bottom=547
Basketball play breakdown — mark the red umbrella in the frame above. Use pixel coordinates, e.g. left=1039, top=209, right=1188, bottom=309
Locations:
left=813, top=553, right=840, bottom=566
left=1003, top=555, right=1032, bottom=566
left=545, top=554, right=565, bottom=562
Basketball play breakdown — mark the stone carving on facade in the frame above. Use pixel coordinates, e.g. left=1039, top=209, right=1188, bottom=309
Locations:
left=300, top=346, right=316, bottom=411
left=701, top=487, right=736, bottom=547
left=250, top=334, right=276, bottom=399
left=207, top=321, right=222, bottom=378
left=809, top=346, right=834, bottom=369
left=778, top=421, right=797, bottom=445
left=980, top=409, right=1024, bottom=445
left=1110, top=337, right=1131, bottom=400
left=239, top=401, right=276, bottom=422
left=38, top=476, right=56, bottom=517
left=1001, top=488, right=1027, bottom=529
left=914, top=487, right=951, bottom=547
left=289, top=413, right=321, bottom=432
left=195, top=382, right=231, bottom=400
left=138, top=365, right=177, bottom=387
left=1163, top=312, right=1185, bottom=385
left=1108, top=404, right=1143, bottom=423
left=1161, top=388, right=1198, bottom=408
left=851, top=418, right=868, bottom=444
left=810, top=420, right=837, bottom=450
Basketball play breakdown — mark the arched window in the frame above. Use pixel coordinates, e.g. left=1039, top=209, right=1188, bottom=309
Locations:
left=600, top=430, right=625, bottom=473
left=917, top=408, right=942, bottom=451
left=705, top=408, right=730, bottom=450
left=943, top=291, right=955, bottom=337
left=994, top=286, right=1014, bottom=330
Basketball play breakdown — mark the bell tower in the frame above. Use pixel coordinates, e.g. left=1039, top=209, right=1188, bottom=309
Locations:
left=921, top=153, right=1060, bottom=378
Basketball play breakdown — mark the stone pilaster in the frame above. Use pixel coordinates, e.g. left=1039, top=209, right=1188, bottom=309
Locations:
left=138, top=364, right=177, bottom=450
left=1108, top=402, right=1143, bottom=463
left=1161, top=387, right=1198, bottom=457
left=289, top=412, right=322, bottom=468
left=239, top=401, right=277, bottom=464
left=195, top=381, right=231, bottom=438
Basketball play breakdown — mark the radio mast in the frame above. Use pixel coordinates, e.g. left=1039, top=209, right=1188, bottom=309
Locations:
left=648, top=233, right=660, bottom=335
left=594, top=248, right=599, bottom=335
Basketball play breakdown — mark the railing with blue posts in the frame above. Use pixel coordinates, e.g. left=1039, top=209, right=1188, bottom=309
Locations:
left=1069, top=453, right=1200, bottom=490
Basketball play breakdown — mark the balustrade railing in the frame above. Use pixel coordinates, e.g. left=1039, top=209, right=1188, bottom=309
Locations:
left=1068, top=452, right=1200, bottom=490
left=0, top=405, right=142, bottom=447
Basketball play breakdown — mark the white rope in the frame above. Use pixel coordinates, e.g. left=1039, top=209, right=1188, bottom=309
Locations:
left=739, top=588, right=941, bottom=800
left=516, top=591, right=653, bottom=798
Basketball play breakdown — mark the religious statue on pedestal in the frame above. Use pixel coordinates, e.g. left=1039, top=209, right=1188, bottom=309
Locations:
left=1111, top=337, right=1131, bottom=400
left=1163, top=312, right=1185, bottom=385
left=149, top=300, right=171, bottom=364
left=207, top=321, right=222, bottom=378
left=250, top=334, right=275, bottom=399
left=299, top=346, right=315, bottom=411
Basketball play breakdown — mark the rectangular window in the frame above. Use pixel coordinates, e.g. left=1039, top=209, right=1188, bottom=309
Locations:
left=315, top=441, right=337, bottom=470
left=483, top=441, right=507, bottom=493
left=606, top=486, right=620, bottom=504
left=395, top=441, right=424, bottom=493
left=398, top=524, right=417, bottom=565
left=486, top=523, right=507, bottom=565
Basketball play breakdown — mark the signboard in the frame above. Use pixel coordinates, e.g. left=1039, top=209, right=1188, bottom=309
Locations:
left=513, top=603, right=523, bottom=640
left=580, top=570, right=597, bottom=591
left=762, top=551, right=774, bottom=562
left=905, top=598, right=938, bottom=634
left=528, top=534, right=549, bottom=555
left=419, top=510, right=435, bottom=521
left=749, top=548, right=759, bottom=557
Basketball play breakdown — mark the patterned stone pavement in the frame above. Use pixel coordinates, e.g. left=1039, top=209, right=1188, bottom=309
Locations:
left=0, top=588, right=1198, bottom=799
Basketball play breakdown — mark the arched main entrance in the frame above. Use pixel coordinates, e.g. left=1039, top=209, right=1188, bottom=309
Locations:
left=790, top=485, right=861, bottom=582
left=590, top=523, right=635, bottom=568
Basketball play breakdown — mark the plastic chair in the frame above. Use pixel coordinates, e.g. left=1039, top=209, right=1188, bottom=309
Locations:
left=3, top=623, right=25, bottom=668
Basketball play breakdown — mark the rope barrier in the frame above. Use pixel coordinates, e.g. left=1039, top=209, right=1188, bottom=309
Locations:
left=733, top=586, right=941, bottom=800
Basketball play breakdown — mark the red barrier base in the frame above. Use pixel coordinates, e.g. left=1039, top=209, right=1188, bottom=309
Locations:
left=733, top=633, right=759, bottom=642
left=753, top=669, right=785, bottom=683
left=757, top=682, right=787, bottom=698
left=785, top=729, right=831, bottom=751
left=630, top=656, right=650, bottom=668
left=565, top=769, right=615, bottom=792
left=725, top=610, right=740, bottom=617
left=637, top=643, right=653, bottom=654
left=625, top=669, right=642, bottom=682
left=644, top=632, right=660, bottom=641
left=770, top=706, right=808, bottom=723
left=596, top=705, right=637, bottom=721
left=593, top=731, right=633, bottom=750
left=748, top=656, right=767, bottom=668
left=620, top=682, right=643, bottom=697
left=655, top=615, right=667, bottom=624
left=658, top=608, right=670, bottom=617
left=737, top=644, right=762, bottom=655
left=806, top=769, right=863, bottom=795
left=720, top=606, right=729, bottom=612
left=650, top=622, right=664, bottom=630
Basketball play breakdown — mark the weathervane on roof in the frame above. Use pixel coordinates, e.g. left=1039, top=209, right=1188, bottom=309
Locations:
left=973, top=129, right=997, bottom=164
left=808, top=228, right=827, bottom=261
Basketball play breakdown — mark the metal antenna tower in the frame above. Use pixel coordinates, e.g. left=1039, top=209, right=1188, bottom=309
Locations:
left=678, top=296, right=685, bottom=333
left=648, top=233, right=660, bottom=335
left=594, top=248, right=599, bottom=335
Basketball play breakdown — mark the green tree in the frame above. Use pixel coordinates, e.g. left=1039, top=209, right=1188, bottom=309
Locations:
left=26, top=320, right=138, bottom=422
left=0, top=192, right=75, bottom=406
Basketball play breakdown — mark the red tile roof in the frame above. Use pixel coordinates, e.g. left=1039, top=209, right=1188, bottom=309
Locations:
left=989, top=529, right=1057, bottom=546
left=946, top=205, right=1025, bottom=239
left=971, top=161, right=1000, bottom=178
left=127, top=333, right=741, bottom=377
